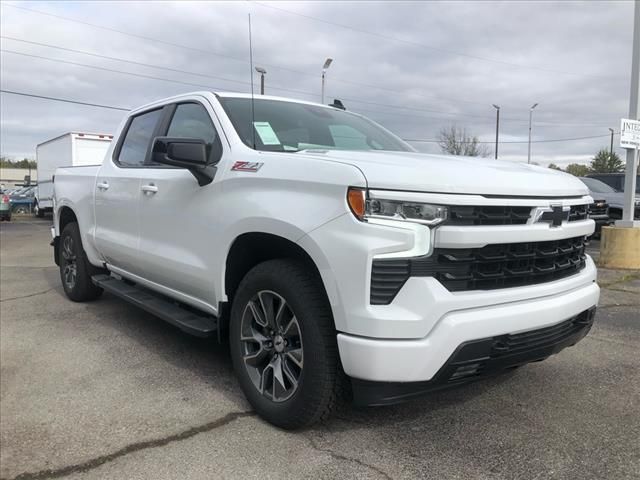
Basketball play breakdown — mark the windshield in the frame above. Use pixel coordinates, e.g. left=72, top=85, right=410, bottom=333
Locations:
left=580, top=177, right=617, bottom=193
left=218, top=97, right=411, bottom=153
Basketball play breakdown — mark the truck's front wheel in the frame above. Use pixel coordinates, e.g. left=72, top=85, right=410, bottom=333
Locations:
left=230, top=259, right=344, bottom=429
left=34, top=202, right=45, bottom=218
left=59, top=222, right=104, bottom=302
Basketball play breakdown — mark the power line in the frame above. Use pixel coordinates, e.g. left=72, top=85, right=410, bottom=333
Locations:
left=1, top=3, right=513, bottom=108
left=354, top=106, right=610, bottom=130
left=0, top=40, right=320, bottom=99
left=1, top=36, right=255, bottom=88
left=0, top=89, right=619, bottom=145
left=1, top=44, right=614, bottom=128
left=0, top=89, right=129, bottom=111
left=1, top=40, right=498, bottom=121
left=1, top=49, right=223, bottom=91
left=404, top=133, right=617, bottom=144
left=341, top=97, right=612, bottom=127
left=252, top=1, right=615, bottom=80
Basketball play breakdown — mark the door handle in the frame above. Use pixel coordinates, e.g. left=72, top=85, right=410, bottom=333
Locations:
left=97, top=181, right=109, bottom=191
left=141, top=184, right=158, bottom=194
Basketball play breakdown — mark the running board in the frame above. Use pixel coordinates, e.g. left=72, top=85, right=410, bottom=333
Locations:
left=92, top=274, right=217, bottom=338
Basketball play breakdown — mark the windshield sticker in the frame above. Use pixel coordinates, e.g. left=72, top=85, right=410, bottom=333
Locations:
left=253, top=121, right=281, bottom=145
left=232, top=161, right=263, bottom=172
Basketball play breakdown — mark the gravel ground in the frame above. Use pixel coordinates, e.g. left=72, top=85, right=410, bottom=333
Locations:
left=1, top=218, right=639, bottom=480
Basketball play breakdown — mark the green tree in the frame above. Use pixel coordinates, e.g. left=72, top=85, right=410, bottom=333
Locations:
left=0, top=157, right=36, bottom=168
left=589, top=149, right=624, bottom=173
left=437, top=125, right=490, bottom=157
left=547, top=163, right=562, bottom=170
left=564, top=163, right=590, bottom=177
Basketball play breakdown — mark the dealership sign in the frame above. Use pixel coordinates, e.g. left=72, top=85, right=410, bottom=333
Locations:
left=620, top=118, right=640, bottom=149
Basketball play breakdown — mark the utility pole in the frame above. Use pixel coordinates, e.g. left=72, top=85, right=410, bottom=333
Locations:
left=492, top=104, right=500, bottom=159
left=527, top=103, right=538, bottom=164
left=608, top=127, right=614, bottom=158
left=321, top=58, right=333, bottom=104
left=617, top=0, right=640, bottom=227
left=255, top=67, right=266, bottom=95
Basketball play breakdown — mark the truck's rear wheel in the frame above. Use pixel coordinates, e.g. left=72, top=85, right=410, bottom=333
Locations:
left=230, top=259, right=344, bottom=429
left=59, top=222, right=104, bottom=302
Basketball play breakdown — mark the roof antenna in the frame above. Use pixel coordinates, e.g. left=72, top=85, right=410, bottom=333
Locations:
left=248, top=14, right=256, bottom=150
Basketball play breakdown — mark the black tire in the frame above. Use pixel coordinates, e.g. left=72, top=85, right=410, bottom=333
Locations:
left=229, top=259, right=345, bottom=429
left=59, top=222, right=104, bottom=302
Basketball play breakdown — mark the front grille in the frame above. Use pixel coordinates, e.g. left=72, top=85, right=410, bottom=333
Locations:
left=370, top=236, right=587, bottom=304
left=588, top=201, right=608, bottom=216
left=448, top=205, right=531, bottom=225
left=569, top=204, right=588, bottom=221
left=445, top=204, right=590, bottom=226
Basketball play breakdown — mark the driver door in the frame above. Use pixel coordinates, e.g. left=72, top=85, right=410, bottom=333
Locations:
left=136, top=100, right=225, bottom=309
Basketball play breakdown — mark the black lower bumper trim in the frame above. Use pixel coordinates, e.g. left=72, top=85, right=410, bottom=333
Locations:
left=351, top=307, right=596, bottom=407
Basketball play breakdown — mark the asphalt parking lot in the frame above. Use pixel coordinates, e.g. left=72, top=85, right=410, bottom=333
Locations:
left=1, top=218, right=639, bottom=480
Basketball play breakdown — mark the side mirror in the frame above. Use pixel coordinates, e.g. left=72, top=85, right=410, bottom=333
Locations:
left=151, top=137, right=216, bottom=186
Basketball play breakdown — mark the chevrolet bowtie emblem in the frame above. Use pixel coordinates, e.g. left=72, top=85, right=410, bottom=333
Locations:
left=538, top=205, right=569, bottom=227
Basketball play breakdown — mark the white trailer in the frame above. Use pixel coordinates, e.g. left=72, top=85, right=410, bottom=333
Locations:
left=35, top=132, right=112, bottom=217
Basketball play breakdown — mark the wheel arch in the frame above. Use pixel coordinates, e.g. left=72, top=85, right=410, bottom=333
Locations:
left=224, top=232, right=326, bottom=303
left=58, top=205, right=78, bottom=234
left=222, top=231, right=341, bottom=330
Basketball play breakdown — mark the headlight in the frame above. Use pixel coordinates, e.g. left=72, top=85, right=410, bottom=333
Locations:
left=347, top=188, right=448, bottom=226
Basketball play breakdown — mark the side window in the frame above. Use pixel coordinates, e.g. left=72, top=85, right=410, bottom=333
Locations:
left=117, top=109, right=163, bottom=167
left=166, top=103, right=222, bottom=163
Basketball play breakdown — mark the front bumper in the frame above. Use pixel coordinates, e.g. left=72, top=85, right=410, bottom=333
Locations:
left=337, top=269, right=599, bottom=383
left=351, top=307, right=596, bottom=406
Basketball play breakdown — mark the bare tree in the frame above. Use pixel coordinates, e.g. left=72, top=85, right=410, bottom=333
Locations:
left=437, top=125, right=491, bottom=157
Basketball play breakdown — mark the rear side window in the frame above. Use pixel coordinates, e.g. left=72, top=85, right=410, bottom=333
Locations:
left=117, top=109, right=163, bottom=167
left=166, top=103, right=222, bottom=163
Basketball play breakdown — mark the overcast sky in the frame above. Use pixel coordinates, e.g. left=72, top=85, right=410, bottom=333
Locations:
left=0, top=0, right=636, bottom=167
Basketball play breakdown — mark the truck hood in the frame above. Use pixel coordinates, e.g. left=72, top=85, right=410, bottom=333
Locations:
left=300, top=150, right=589, bottom=197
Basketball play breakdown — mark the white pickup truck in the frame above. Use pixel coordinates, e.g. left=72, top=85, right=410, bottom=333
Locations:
left=52, top=91, right=600, bottom=429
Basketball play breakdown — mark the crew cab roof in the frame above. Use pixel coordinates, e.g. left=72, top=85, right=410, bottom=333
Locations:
left=130, top=91, right=334, bottom=116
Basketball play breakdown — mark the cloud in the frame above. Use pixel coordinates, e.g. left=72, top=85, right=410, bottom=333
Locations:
left=0, top=0, right=634, bottom=165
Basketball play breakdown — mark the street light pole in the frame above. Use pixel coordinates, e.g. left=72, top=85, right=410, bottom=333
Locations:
left=617, top=0, right=639, bottom=227
left=321, top=58, right=333, bottom=104
left=608, top=128, right=614, bottom=158
left=255, top=67, right=266, bottom=95
left=527, top=103, right=539, bottom=164
left=492, top=104, right=500, bottom=159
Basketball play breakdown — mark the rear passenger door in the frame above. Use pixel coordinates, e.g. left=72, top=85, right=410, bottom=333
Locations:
left=136, top=100, right=226, bottom=309
left=94, top=107, right=164, bottom=276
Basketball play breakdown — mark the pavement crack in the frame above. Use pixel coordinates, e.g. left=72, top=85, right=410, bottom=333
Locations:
left=598, top=303, right=639, bottom=309
left=305, top=434, right=393, bottom=480
left=0, top=288, right=55, bottom=303
left=602, top=287, right=639, bottom=294
left=599, top=273, right=640, bottom=289
left=2, top=411, right=255, bottom=480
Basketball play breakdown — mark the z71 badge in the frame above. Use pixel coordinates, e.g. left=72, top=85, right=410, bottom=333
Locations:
left=231, top=161, right=263, bottom=172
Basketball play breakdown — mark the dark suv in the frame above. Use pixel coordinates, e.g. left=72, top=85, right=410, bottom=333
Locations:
left=586, top=173, right=640, bottom=194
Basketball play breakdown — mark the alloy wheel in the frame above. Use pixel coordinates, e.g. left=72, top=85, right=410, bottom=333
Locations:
left=240, top=290, right=303, bottom=402
left=61, top=235, right=77, bottom=290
